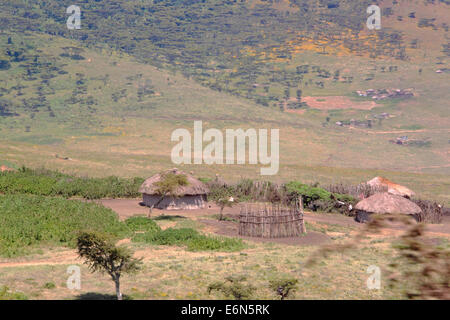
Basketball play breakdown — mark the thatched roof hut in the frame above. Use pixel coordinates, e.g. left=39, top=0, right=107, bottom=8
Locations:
left=367, top=176, right=415, bottom=198
left=354, top=192, right=421, bottom=223
left=139, top=168, right=209, bottom=210
left=0, top=165, right=14, bottom=173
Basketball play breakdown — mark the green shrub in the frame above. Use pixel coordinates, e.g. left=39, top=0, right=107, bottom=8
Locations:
left=0, top=167, right=144, bottom=199
left=43, top=282, right=56, bottom=289
left=149, top=228, right=200, bottom=245
left=125, top=216, right=161, bottom=233
left=0, top=194, right=128, bottom=257
left=284, top=181, right=356, bottom=213
left=268, top=277, right=298, bottom=300
left=284, top=181, right=332, bottom=206
left=208, top=275, right=256, bottom=300
left=132, top=227, right=245, bottom=252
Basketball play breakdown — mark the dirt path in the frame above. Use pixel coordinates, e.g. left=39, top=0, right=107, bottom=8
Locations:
left=0, top=250, right=79, bottom=269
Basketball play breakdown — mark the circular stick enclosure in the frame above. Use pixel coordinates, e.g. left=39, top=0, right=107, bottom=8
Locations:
left=239, top=199, right=306, bottom=238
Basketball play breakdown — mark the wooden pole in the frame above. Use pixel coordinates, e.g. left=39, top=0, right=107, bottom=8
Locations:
left=299, top=197, right=306, bottom=234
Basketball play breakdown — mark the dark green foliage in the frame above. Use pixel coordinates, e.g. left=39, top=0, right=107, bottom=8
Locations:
left=0, top=194, right=127, bottom=257
left=149, top=228, right=200, bottom=246
left=208, top=275, right=256, bottom=300
left=132, top=227, right=245, bottom=252
left=284, top=181, right=356, bottom=213
left=2, top=0, right=406, bottom=107
left=268, top=277, right=299, bottom=300
left=0, top=167, right=144, bottom=199
left=285, top=181, right=332, bottom=206
left=125, top=216, right=161, bottom=233
left=43, top=282, right=56, bottom=289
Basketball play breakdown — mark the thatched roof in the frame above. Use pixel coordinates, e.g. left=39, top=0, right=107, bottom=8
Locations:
left=139, top=168, right=209, bottom=196
left=355, top=192, right=421, bottom=215
left=0, top=165, right=14, bottom=172
left=367, top=176, right=415, bottom=198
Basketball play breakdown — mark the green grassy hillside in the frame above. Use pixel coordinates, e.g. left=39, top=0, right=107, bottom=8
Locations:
left=0, top=1, right=448, bottom=203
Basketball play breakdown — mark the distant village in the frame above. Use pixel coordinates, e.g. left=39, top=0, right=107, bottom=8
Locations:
left=356, top=88, right=414, bottom=100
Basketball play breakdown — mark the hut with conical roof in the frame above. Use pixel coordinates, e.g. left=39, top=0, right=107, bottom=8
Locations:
left=366, top=176, right=415, bottom=198
left=0, top=165, right=14, bottom=173
left=139, top=168, right=209, bottom=210
left=355, top=192, right=421, bottom=223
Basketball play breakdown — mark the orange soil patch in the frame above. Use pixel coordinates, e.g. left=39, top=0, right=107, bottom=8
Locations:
left=303, top=96, right=377, bottom=110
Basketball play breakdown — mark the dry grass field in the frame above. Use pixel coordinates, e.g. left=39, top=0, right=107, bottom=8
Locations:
left=1, top=201, right=449, bottom=300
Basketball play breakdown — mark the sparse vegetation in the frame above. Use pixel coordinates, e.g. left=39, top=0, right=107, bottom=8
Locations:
left=0, top=286, right=28, bottom=300
left=208, top=275, right=256, bottom=300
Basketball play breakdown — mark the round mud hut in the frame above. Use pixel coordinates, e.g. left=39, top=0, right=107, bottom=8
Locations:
left=367, top=176, right=415, bottom=198
left=354, top=192, right=421, bottom=223
left=139, top=169, right=209, bottom=210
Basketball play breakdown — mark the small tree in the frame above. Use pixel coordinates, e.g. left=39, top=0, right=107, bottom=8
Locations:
left=77, top=232, right=142, bottom=300
left=214, top=188, right=236, bottom=221
left=269, top=277, right=298, bottom=300
left=148, top=172, right=188, bottom=216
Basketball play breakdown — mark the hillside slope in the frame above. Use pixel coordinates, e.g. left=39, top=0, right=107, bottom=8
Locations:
left=0, top=1, right=448, bottom=203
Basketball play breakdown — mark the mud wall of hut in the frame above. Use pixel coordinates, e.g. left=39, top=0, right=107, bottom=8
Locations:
left=142, top=194, right=207, bottom=210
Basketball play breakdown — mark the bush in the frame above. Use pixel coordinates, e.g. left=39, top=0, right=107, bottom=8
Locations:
left=132, top=227, right=245, bottom=252
left=150, top=228, right=199, bottom=245
left=284, top=181, right=332, bottom=206
left=0, top=194, right=128, bottom=257
left=268, top=277, right=298, bottom=300
left=0, top=167, right=144, bottom=199
left=125, top=216, right=161, bottom=233
left=208, top=275, right=256, bottom=300
left=43, top=282, right=56, bottom=289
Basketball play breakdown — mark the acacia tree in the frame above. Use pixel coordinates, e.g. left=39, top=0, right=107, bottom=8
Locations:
left=148, top=172, right=188, bottom=217
left=77, top=232, right=142, bottom=300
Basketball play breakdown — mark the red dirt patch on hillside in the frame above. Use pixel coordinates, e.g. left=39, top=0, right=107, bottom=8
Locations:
left=303, top=96, right=377, bottom=110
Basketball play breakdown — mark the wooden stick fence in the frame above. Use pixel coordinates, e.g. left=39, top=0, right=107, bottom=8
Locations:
left=239, top=198, right=306, bottom=238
